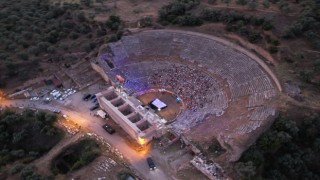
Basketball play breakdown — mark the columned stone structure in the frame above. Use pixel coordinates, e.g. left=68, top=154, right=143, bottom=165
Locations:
left=96, top=87, right=166, bottom=145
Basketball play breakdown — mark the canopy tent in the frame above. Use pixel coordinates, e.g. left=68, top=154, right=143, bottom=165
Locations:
left=150, top=99, right=167, bottom=110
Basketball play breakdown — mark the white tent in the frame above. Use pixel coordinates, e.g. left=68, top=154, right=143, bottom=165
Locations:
left=151, top=99, right=167, bottom=110
left=97, top=110, right=107, bottom=118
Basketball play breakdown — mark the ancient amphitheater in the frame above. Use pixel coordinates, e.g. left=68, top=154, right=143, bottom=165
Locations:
left=95, top=30, right=281, bottom=161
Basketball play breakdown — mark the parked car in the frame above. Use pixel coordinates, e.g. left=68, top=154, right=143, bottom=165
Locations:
left=83, top=94, right=92, bottom=101
left=147, top=157, right=156, bottom=170
left=53, top=109, right=61, bottom=114
left=90, top=104, right=99, bottom=111
left=90, top=95, right=96, bottom=100
left=102, top=124, right=115, bottom=134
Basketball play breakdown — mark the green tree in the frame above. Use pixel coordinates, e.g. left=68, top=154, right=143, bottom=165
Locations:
left=235, top=161, right=256, bottom=178
left=263, top=0, right=270, bottom=8
left=236, top=0, right=248, bottom=5
left=248, top=0, right=258, bottom=10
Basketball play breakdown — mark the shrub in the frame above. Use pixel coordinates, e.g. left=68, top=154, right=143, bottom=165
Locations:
left=106, top=15, right=121, bottom=30
left=96, top=29, right=107, bottom=37
left=235, top=161, right=256, bottom=178
left=262, top=21, right=273, bottom=30
left=159, top=2, right=185, bottom=22
left=139, top=16, right=153, bottom=27
left=17, top=52, right=29, bottom=61
left=236, top=0, right=248, bottom=5
left=208, top=0, right=217, bottom=4
left=69, top=32, right=79, bottom=39
left=47, top=46, right=56, bottom=54
left=10, top=164, right=24, bottom=175
left=263, top=0, right=270, bottom=8
left=248, top=31, right=262, bottom=43
left=278, top=0, right=290, bottom=13
left=247, top=0, right=258, bottom=10
left=175, top=15, right=203, bottom=26
left=268, top=45, right=278, bottom=53
left=300, top=70, right=313, bottom=83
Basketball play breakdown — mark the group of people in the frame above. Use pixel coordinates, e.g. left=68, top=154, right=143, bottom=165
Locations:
left=149, top=64, right=221, bottom=109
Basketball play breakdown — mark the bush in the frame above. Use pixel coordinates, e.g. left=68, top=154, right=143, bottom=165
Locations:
left=158, top=0, right=200, bottom=24
left=262, top=21, right=273, bottom=30
left=96, top=29, right=106, bottom=37
left=106, top=15, right=121, bottom=31
left=139, top=16, right=153, bottom=27
left=175, top=15, right=203, bottom=26
left=208, top=0, right=217, bottom=4
left=278, top=0, right=290, bottom=13
left=268, top=45, right=278, bottom=53
left=47, top=46, right=56, bottom=54
left=69, top=32, right=79, bottom=39
left=300, top=70, right=313, bottom=83
left=248, top=31, right=262, bottom=43
left=28, top=46, right=41, bottom=56
left=236, top=0, right=248, bottom=5
left=10, top=164, right=24, bottom=175
left=262, top=0, right=270, bottom=8
left=159, top=2, right=185, bottom=22
left=247, top=0, right=258, bottom=10
left=17, top=52, right=29, bottom=61
left=235, top=161, right=256, bottom=178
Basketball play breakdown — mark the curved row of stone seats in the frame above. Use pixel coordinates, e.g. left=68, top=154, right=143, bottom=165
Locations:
left=123, top=77, right=150, bottom=94
left=249, top=105, right=276, bottom=121
left=236, top=105, right=276, bottom=134
left=171, top=106, right=225, bottom=135
left=106, top=31, right=276, bottom=102
left=248, top=89, right=276, bottom=107
left=120, top=35, right=142, bottom=56
left=108, top=41, right=128, bottom=65
left=137, top=31, right=173, bottom=56
left=236, top=120, right=263, bottom=135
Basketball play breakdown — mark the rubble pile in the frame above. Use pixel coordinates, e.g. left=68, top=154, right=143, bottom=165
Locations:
left=190, top=156, right=228, bottom=180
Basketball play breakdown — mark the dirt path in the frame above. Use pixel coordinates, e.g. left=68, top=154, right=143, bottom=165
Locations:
left=34, top=133, right=83, bottom=175
left=227, top=33, right=277, bottom=65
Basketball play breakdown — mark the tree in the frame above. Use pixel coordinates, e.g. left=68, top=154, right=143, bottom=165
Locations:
left=96, top=28, right=106, bottom=37
left=222, top=0, right=232, bottom=6
left=208, top=0, right=217, bottom=4
left=47, top=46, right=56, bottom=54
left=10, top=164, right=24, bottom=175
left=11, top=149, right=25, bottom=158
left=17, top=52, right=29, bottom=61
left=139, top=16, right=153, bottom=27
left=106, top=15, right=121, bottom=30
left=235, top=161, right=256, bottom=178
left=263, top=0, right=270, bottom=8
left=80, top=0, right=91, bottom=7
left=248, top=0, right=258, bottom=10
left=299, top=70, right=313, bottom=83
left=69, top=32, right=79, bottom=39
left=28, top=46, right=41, bottom=56
left=77, top=12, right=87, bottom=22
left=269, top=46, right=278, bottom=54
left=262, top=21, right=273, bottom=30
left=175, top=15, right=203, bottom=26
left=236, top=0, right=248, bottom=5
left=278, top=0, right=290, bottom=13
